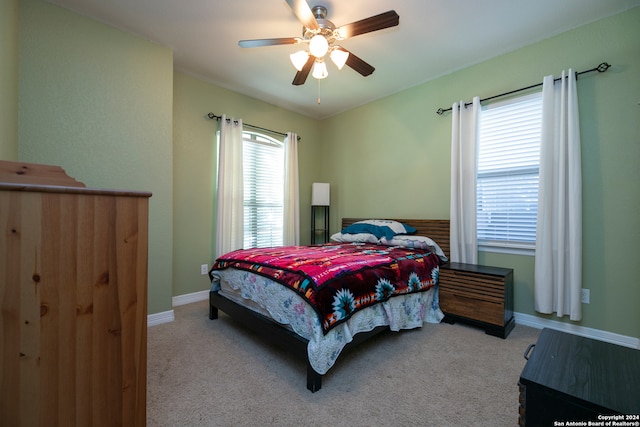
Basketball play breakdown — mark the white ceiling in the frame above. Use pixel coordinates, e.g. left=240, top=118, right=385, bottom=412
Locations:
left=46, top=0, right=639, bottom=119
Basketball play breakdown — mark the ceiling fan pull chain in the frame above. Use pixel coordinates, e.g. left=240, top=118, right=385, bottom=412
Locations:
left=317, top=79, right=321, bottom=104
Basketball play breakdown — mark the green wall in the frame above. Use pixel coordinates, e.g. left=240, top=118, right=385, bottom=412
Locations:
left=320, top=8, right=640, bottom=338
left=18, top=0, right=174, bottom=314
left=172, top=72, right=322, bottom=297
left=10, top=0, right=639, bottom=339
left=0, top=0, right=19, bottom=160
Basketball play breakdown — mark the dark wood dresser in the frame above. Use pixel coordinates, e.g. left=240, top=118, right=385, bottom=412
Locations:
left=518, top=328, right=640, bottom=426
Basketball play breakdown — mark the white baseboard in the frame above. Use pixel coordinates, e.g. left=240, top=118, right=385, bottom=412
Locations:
left=147, top=309, right=175, bottom=327
left=147, top=297, right=640, bottom=349
left=147, top=290, right=208, bottom=327
left=515, top=312, right=640, bottom=349
left=172, top=290, right=209, bottom=307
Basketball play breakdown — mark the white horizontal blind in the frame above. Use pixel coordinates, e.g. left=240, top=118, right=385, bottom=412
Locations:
left=477, top=92, right=542, bottom=249
left=243, top=132, right=284, bottom=248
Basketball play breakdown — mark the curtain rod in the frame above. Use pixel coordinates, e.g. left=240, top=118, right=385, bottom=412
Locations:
left=435, top=62, right=611, bottom=115
left=206, top=113, right=301, bottom=141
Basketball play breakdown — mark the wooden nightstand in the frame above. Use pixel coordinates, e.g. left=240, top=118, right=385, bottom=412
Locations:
left=439, top=262, right=514, bottom=338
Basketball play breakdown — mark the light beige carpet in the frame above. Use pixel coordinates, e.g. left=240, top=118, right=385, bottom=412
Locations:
left=147, top=300, right=540, bottom=426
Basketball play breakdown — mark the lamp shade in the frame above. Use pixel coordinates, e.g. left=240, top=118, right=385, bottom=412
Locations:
left=312, top=61, right=328, bottom=79
left=311, top=183, right=330, bottom=206
left=290, top=50, right=309, bottom=71
left=330, top=48, right=349, bottom=70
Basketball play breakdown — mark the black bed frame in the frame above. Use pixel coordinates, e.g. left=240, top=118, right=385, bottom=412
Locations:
left=208, top=218, right=450, bottom=392
left=209, top=291, right=388, bottom=392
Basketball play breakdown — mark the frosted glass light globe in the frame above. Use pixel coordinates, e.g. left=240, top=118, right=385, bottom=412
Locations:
left=312, top=61, right=328, bottom=79
left=290, top=50, right=309, bottom=71
left=309, top=35, right=328, bottom=58
left=330, top=48, right=349, bottom=70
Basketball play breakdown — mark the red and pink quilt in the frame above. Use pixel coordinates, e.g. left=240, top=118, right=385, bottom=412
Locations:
left=211, top=243, right=443, bottom=334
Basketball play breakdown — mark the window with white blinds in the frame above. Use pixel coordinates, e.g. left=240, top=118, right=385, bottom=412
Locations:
left=477, top=92, right=542, bottom=252
left=242, top=131, right=284, bottom=249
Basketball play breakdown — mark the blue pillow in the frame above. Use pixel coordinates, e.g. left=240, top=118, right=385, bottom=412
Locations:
left=341, top=220, right=416, bottom=240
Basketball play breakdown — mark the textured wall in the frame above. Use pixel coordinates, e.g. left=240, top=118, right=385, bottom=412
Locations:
left=0, top=0, right=19, bottom=160
left=320, top=7, right=640, bottom=338
left=18, top=0, right=174, bottom=314
left=171, top=72, right=322, bottom=297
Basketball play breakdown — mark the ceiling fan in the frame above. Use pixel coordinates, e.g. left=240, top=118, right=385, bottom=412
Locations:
left=238, top=0, right=399, bottom=85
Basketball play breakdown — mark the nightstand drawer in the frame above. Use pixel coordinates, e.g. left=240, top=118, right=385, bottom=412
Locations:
left=439, top=288, right=504, bottom=325
left=439, top=269, right=505, bottom=301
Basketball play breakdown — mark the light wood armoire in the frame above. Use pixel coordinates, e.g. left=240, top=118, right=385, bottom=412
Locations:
left=0, top=161, right=151, bottom=426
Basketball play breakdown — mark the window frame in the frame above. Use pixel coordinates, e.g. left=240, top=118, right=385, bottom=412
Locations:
left=476, top=91, right=543, bottom=256
left=241, top=130, right=285, bottom=249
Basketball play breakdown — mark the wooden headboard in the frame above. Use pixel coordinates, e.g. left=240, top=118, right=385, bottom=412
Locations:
left=341, top=218, right=450, bottom=259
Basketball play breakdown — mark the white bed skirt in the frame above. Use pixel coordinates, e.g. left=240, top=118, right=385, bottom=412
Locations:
left=211, top=268, right=444, bottom=375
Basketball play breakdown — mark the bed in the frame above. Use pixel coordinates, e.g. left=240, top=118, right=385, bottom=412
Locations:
left=208, top=218, right=450, bottom=392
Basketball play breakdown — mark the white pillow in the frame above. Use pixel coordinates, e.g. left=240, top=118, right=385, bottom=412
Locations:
left=379, top=235, right=448, bottom=262
left=330, top=232, right=380, bottom=244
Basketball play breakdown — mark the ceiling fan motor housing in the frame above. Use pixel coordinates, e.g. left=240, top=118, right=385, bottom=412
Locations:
left=311, top=5, right=328, bottom=19
left=304, top=5, right=338, bottom=42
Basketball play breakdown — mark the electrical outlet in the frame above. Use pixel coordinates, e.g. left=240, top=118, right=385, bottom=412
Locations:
left=581, top=288, right=590, bottom=304
left=200, top=264, right=208, bottom=275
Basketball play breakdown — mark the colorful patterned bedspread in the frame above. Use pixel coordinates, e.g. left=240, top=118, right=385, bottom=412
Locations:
left=211, top=243, right=443, bottom=334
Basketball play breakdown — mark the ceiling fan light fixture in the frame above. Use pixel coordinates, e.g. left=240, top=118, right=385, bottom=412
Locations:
left=312, top=60, right=328, bottom=79
left=238, top=3, right=399, bottom=88
left=290, top=50, right=310, bottom=71
left=309, top=34, right=329, bottom=58
left=330, top=48, right=349, bottom=70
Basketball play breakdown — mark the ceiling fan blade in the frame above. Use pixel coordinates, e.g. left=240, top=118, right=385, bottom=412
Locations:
left=292, top=55, right=315, bottom=85
left=336, top=10, right=399, bottom=39
left=238, top=38, right=300, bottom=48
left=285, top=0, right=319, bottom=31
left=342, top=49, right=375, bottom=77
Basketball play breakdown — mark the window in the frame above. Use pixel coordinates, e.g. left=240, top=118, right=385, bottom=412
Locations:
left=476, top=92, right=542, bottom=253
left=242, top=131, right=284, bottom=248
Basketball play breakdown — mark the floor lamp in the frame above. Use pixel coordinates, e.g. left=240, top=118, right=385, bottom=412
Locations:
left=311, top=183, right=330, bottom=244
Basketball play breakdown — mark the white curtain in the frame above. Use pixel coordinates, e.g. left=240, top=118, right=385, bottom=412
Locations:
left=534, top=69, right=583, bottom=321
left=215, top=115, right=244, bottom=257
left=450, top=96, right=480, bottom=264
left=283, top=132, right=300, bottom=245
